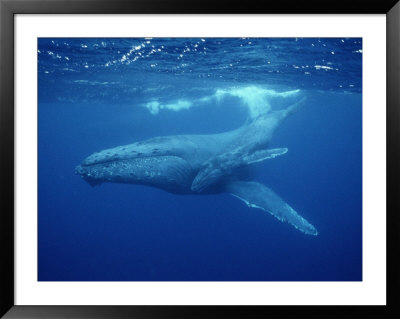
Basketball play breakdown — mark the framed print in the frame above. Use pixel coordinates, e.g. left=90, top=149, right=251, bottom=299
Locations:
left=1, top=0, right=399, bottom=318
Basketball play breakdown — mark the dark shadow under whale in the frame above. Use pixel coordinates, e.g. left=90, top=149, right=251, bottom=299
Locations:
left=76, top=97, right=318, bottom=235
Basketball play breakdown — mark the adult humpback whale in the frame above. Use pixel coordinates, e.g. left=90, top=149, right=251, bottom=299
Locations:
left=75, top=97, right=318, bottom=235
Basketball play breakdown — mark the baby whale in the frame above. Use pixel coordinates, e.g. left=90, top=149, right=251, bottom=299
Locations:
left=76, top=97, right=318, bottom=235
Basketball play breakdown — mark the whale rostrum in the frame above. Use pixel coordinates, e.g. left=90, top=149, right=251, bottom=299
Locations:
left=76, top=97, right=318, bottom=235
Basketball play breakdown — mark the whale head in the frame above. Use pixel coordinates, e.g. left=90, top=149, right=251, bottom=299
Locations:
left=76, top=144, right=196, bottom=194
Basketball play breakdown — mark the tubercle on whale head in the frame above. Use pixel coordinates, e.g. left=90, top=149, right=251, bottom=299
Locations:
left=75, top=165, right=103, bottom=187
left=75, top=165, right=86, bottom=176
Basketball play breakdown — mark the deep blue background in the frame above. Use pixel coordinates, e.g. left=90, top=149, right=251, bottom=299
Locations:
left=38, top=38, right=362, bottom=281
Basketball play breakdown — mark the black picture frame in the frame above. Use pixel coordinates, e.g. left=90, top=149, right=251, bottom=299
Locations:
left=1, top=0, right=399, bottom=318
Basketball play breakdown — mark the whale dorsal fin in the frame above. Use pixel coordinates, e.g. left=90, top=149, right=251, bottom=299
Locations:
left=225, top=180, right=318, bottom=235
left=242, top=148, right=288, bottom=165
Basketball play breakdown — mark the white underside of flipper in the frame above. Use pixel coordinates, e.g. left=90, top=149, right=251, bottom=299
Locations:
left=225, top=180, right=318, bottom=235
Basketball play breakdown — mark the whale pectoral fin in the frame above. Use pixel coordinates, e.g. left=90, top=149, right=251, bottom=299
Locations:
left=225, top=181, right=318, bottom=235
left=242, top=148, right=288, bottom=164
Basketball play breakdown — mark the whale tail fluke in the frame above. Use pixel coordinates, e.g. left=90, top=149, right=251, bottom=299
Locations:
left=275, top=96, right=307, bottom=122
left=286, top=96, right=307, bottom=115
left=225, top=180, right=318, bottom=236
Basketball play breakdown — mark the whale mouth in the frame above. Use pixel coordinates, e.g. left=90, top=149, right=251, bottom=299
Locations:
left=76, top=154, right=195, bottom=192
left=75, top=165, right=103, bottom=186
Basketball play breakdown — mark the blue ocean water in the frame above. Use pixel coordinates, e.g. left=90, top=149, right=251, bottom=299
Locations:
left=38, top=38, right=362, bottom=281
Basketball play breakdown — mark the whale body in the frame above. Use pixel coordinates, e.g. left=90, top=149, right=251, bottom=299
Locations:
left=75, top=97, right=318, bottom=235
